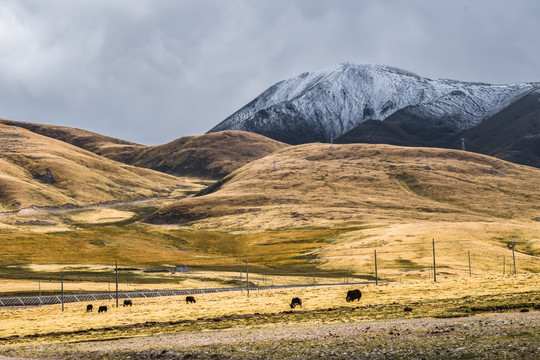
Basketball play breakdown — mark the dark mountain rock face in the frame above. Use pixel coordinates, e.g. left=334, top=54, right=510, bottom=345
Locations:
left=337, top=90, right=540, bottom=168
left=209, top=63, right=537, bottom=145
left=452, top=90, right=540, bottom=167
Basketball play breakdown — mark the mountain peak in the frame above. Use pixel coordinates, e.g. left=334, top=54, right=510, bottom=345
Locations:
left=209, top=64, right=537, bottom=144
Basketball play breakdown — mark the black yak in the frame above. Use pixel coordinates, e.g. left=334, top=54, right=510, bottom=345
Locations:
left=86, top=304, right=93, bottom=312
left=98, top=305, right=108, bottom=313
left=186, top=296, right=196, bottom=304
left=123, top=299, right=133, bottom=307
left=290, top=297, right=302, bottom=308
left=346, top=289, right=362, bottom=302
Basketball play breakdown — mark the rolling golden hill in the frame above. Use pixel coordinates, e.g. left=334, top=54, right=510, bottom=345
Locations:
left=0, top=123, right=192, bottom=212
left=144, top=143, right=540, bottom=278
left=0, top=141, right=538, bottom=279
left=0, top=118, right=138, bottom=153
left=0, top=119, right=287, bottom=179
left=100, top=130, right=288, bottom=179
left=146, top=143, right=540, bottom=228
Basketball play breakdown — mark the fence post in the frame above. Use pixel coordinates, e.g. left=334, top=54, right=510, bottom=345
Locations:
left=468, top=251, right=471, bottom=277
left=61, top=271, right=64, bottom=312
left=245, top=260, right=250, bottom=297
left=374, top=249, right=378, bottom=285
left=115, top=260, right=119, bottom=308
left=512, top=240, right=517, bottom=275
left=432, top=238, right=437, bottom=283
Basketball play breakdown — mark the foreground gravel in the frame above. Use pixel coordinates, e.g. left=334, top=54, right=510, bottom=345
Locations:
left=1, top=311, right=539, bottom=359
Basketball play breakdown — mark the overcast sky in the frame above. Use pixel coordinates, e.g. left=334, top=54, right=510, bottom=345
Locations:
left=0, top=0, right=539, bottom=145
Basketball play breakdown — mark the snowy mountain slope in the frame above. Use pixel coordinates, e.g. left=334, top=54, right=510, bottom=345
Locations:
left=208, top=64, right=538, bottom=144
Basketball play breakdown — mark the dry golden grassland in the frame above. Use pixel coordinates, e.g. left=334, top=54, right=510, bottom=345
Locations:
left=0, top=274, right=538, bottom=343
left=137, top=143, right=540, bottom=280
left=152, top=143, right=540, bottom=229
left=3, top=220, right=536, bottom=290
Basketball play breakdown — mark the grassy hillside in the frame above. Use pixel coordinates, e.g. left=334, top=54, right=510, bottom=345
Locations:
left=1, top=142, right=538, bottom=284
left=142, top=143, right=540, bottom=278
left=101, top=130, right=288, bottom=179
left=0, top=119, right=287, bottom=179
left=147, top=143, right=540, bottom=227
left=0, top=123, right=196, bottom=212
left=0, top=118, right=138, bottom=153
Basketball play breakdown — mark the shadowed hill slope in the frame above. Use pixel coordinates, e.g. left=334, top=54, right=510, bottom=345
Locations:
left=101, top=130, right=288, bottom=179
left=0, top=123, right=187, bottom=211
left=336, top=90, right=540, bottom=168
left=145, top=143, right=540, bottom=229
left=452, top=90, right=540, bottom=167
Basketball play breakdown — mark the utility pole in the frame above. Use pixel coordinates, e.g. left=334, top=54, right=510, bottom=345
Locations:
left=330, top=135, right=334, bottom=149
left=432, top=238, right=437, bottom=283
left=245, top=260, right=250, bottom=297
left=115, top=260, right=119, bottom=308
left=61, top=271, right=64, bottom=312
left=468, top=251, right=472, bottom=277
left=273, top=160, right=276, bottom=172
left=512, top=240, right=517, bottom=275
left=374, top=249, right=378, bottom=285
left=461, top=137, right=466, bottom=151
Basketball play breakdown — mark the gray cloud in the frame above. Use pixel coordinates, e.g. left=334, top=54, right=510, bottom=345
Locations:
left=0, top=0, right=539, bottom=144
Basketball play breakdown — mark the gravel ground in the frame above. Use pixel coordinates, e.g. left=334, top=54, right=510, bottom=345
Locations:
left=1, top=311, right=539, bottom=359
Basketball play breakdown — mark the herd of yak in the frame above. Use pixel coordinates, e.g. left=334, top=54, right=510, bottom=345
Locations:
left=85, top=289, right=362, bottom=313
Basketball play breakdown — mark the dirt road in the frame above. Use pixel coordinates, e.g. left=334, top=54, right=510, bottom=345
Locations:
left=1, top=311, right=538, bottom=359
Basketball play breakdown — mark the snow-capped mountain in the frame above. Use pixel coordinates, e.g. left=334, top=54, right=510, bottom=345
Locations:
left=208, top=63, right=538, bottom=144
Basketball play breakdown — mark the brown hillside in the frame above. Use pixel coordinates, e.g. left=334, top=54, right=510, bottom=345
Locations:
left=0, top=123, right=189, bottom=211
left=101, top=130, right=288, bottom=179
left=145, top=143, right=540, bottom=229
left=0, top=118, right=139, bottom=153
left=0, top=119, right=287, bottom=179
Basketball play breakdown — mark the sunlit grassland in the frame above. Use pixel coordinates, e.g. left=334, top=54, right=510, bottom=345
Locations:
left=0, top=274, right=538, bottom=343
left=0, top=225, right=356, bottom=268
left=1, top=219, right=539, bottom=295
left=151, top=144, right=540, bottom=230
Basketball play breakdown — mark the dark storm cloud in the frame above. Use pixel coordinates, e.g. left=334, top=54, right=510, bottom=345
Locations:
left=0, top=0, right=538, bottom=144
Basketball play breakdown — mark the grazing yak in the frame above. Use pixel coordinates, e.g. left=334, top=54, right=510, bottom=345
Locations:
left=290, top=297, right=302, bottom=308
left=123, top=299, right=133, bottom=307
left=86, top=304, right=93, bottom=312
left=98, top=305, right=108, bottom=313
left=186, top=296, right=196, bottom=304
left=346, top=289, right=362, bottom=302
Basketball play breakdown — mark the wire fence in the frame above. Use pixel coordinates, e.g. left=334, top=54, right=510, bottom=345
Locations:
left=0, top=282, right=370, bottom=308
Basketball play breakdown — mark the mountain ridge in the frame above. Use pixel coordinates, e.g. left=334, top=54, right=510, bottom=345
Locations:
left=337, top=89, right=540, bottom=168
left=208, top=63, right=538, bottom=144
left=0, top=119, right=287, bottom=180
